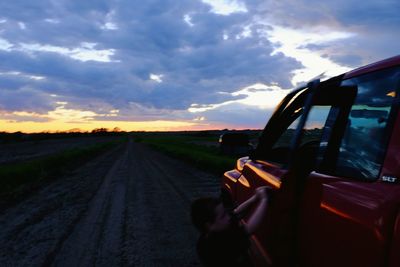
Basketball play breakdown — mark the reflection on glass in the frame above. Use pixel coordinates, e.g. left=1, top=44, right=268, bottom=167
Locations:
left=269, top=106, right=331, bottom=166
left=334, top=66, right=399, bottom=180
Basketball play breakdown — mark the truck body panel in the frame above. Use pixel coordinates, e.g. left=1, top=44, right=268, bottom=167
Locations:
left=222, top=55, right=400, bottom=266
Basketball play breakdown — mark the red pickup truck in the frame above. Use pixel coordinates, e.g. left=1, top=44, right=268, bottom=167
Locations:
left=221, top=55, right=400, bottom=267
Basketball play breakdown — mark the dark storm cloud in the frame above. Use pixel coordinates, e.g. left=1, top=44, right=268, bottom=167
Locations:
left=327, top=54, right=363, bottom=67
left=323, top=0, right=399, bottom=29
left=248, top=0, right=399, bottom=67
left=0, top=0, right=301, bottom=117
left=0, top=0, right=395, bottom=129
left=0, top=1, right=106, bottom=46
left=0, top=87, right=54, bottom=113
left=248, top=0, right=400, bottom=29
left=0, top=74, right=29, bottom=90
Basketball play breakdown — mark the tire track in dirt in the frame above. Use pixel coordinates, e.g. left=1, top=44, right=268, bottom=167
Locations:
left=0, top=138, right=221, bottom=266
left=50, top=140, right=131, bottom=267
left=123, top=141, right=220, bottom=267
left=0, top=142, right=126, bottom=267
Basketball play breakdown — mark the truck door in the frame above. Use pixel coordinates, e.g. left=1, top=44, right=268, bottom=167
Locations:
left=235, top=79, right=349, bottom=266
left=237, top=66, right=400, bottom=267
left=297, top=66, right=400, bottom=267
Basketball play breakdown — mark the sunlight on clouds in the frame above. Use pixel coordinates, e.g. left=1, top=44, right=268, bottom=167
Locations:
left=189, top=83, right=288, bottom=113
left=12, top=111, right=44, bottom=118
left=19, top=42, right=116, bottom=62
left=183, top=14, right=194, bottom=27
left=149, top=73, right=163, bottom=83
left=48, top=107, right=99, bottom=122
left=0, top=97, right=203, bottom=132
left=4, top=103, right=119, bottom=124
left=44, top=18, right=60, bottom=24
left=201, top=0, right=247, bottom=15
left=235, top=25, right=252, bottom=39
left=188, top=103, right=222, bottom=113
left=0, top=71, right=20, bottom=76
left=0, top=38, right=13, bottom=51
left=193, top=116, right=205, bottom=121
left=268, top=26, right=354, bottom=85
left=101, top=22, right=118, bottom=30
left=55, top=101, right=68, bottom=106
left=48, top=104, right=119, bottom=122
left=101, top=10, right=119, bottom=30
left=0, top=108, right=199, bottom=133
left=29, top=75, right=45, bottom=80
left=0, top=71, right=45, bottom=80
left=232, top=83, right=287, bottom=109
left=18, top=22, right=26, bottom=30
left=0, top=118, right=199, bottom=133
left=3, top=1, right=385, bottom=133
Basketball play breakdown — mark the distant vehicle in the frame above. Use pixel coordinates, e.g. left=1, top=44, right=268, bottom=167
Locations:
left=221, top=55, right=400, bottom=267
left=219, top=132, right=252, bottom=156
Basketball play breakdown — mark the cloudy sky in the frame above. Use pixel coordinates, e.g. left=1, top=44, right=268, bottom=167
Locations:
left=0, top=0, right=398, bottom=132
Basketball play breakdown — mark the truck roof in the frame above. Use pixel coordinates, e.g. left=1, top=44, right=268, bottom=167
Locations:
left=344, top=55, right=400, bottom=79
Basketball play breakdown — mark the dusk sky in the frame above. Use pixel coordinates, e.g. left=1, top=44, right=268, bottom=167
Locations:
left=0, top=0, right=398, bottom=132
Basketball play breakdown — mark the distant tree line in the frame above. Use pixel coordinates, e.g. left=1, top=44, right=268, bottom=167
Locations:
left=0, top=127, right=127, bottom=143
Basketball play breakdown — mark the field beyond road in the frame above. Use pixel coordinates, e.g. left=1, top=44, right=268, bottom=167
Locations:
left=0, top=138, right=220, bottom=266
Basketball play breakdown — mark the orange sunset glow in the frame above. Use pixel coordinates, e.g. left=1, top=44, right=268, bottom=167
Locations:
left=0, top=0, right=396, bottom=133
left=0, top=119, right=203, bottom=133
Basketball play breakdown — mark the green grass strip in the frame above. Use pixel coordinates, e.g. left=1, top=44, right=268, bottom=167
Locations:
left=135, top=135, right=236, bottom=175
left=0, top=139, right=123, bottom=200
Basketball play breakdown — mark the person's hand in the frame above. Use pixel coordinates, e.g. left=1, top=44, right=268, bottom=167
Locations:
left=255, top=186, right=272, bottom=201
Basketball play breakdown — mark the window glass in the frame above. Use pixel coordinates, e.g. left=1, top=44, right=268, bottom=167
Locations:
left=262, top=113, right=301, bottom=165
left=271, top=108, right=302, bottom=150
left=302, top=106, right=332, bottom=145
left=266, top=106, right=331, bottom=166
left=254, top=89, right=307, bottom=163
left=331, top=67, right=399, bottom=180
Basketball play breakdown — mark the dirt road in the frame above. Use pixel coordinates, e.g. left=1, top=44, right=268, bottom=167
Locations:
left=0, top=138, right=220, bottom=266
left=0, top=136, right=121, bottom=164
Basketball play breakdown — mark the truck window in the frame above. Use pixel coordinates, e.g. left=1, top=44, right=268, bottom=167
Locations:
left=254, top=89, right=308, bottom=164
left=255, top=76, right=349, bottom=168
left=265, top=105, right=331, bottom=167
left=327, top=66, right=400, bottom=180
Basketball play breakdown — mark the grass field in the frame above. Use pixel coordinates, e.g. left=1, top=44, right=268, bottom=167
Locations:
left=0, top=138, right=125, bottom=206
left=0, top=130, right=260, bottom=206
left=133, top=131, right=256, bottom=175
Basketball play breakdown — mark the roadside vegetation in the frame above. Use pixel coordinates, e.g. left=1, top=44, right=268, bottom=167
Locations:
left=0, top=128, right=125, bottom=144
left=133, top=131, right=260, bottom=175
left=0, top=138, right=125, bottom=207
left=0, top=130, right=261, bottom=207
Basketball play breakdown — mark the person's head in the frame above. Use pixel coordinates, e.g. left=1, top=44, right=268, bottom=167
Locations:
left=191, top=197, right=232, bottom=234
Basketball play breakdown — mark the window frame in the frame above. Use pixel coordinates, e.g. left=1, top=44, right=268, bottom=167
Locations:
left=316, top=66, right=400, bottom=181
left=253, top=76, right=347, bottom=167
left=252, top=87, right=309, bottom=165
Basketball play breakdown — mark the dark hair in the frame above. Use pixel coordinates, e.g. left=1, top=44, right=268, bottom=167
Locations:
left=191, top=197, right=221, bottom=233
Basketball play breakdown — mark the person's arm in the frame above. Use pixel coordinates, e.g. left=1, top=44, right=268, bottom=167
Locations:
left=232, top=194, right=258, bottom=218
left=233, top=186, right=271, bottom=234
left=242, top=187, right=271, bottom=235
